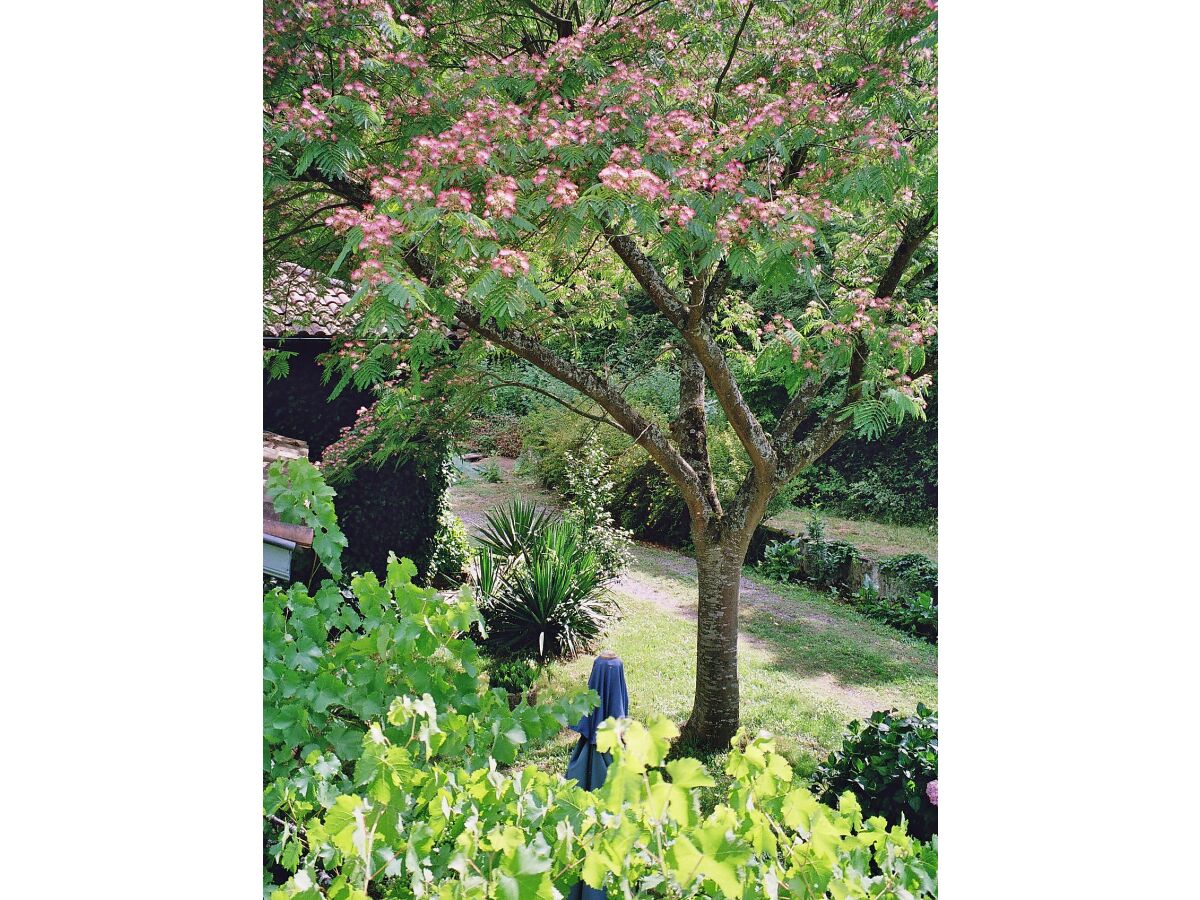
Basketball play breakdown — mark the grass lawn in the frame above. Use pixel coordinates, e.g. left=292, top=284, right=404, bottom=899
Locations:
left=452, top=458, right=938, bottom=803
left=522, top=576, right=937, bottom=805
left=767, top=506, right=938, bottom=560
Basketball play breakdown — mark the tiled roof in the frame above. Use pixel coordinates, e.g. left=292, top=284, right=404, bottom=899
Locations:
left=264, top=262, right=360, bottom=338
left=263, top=431, right=314, bottom=548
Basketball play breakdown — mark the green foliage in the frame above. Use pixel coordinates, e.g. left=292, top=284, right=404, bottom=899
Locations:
left=475, top=514, right=616, bottom=660
left=465, top=414, right=525, bottom=457
left=271, top=705, right=938, bottom=898
left=807, top=539, right=860, bottom=587
left=263, top=556, right=597, bottom=843
left=266, top=458, right=348, bottom=579
left=813, top=706, right=939, bottom=842
left=264, top=347, right=296, bottom=380
left=521, top=404, right=756, bottom=548
left=757, top=529, right=860, bottom=590
left=561, top=440, right=633, bottom=580
left=484, top=655, right=541, bottom=695
left=791, top=391, right=937, bottom=527
left=759, top=540, right=806, bottom=583
left=610, top=458, right=694, bottom=547
left=265, top=495, right=936, bottom=899
left=879, top=553, right=939, bottom=600
left=428, top=506, right=473, bottom=588
left=479, top=459, right=503, bottom=483
left=804, top=514, right=828, bottom=544
left=853, top=588, right=938, bottom=644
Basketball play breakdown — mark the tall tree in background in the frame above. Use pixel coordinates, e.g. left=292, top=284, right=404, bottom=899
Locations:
left=264, top=0, right=938, bottom=748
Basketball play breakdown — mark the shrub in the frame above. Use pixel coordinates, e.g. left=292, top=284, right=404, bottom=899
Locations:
left=853, top=587, right=938, bottom=643
left=520, top=403, right=758, bottom=548
left=759, top=539, right=804, bottom=582
left=475, top=499, right=558, bottom=558
left=330, top=456, right=448, bottom=579
left=477, top=521, right=615, bottom=659
left=806, top=539, right=860, bottom=587
left=789, top=386, right=938, bottom=527
left=464, top=413, right=524, bottom=457
left=611, top=457, right=693, bottom=546
left=485, top=655, right=540, bottom=694
left=813, top=705, right=939, bottom=841
left=472, top=501, right=618, bottom=659
left=562, top=440, right=633, bottom=580
left=427, top=505, right=473, bottom=588
left=879, top=552, right=939, bottom=600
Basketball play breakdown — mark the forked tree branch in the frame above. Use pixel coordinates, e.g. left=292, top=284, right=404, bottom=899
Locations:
left=603, top=227, right=778, bottom=484
left=772, top=207, right=938, bottom=482
left=480, top=378, right=623, bottom=430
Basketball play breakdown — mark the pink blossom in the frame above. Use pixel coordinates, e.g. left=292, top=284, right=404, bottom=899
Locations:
left=490, top=249, right=530, bottom=278
left=484, top=175, right=519, bottom=219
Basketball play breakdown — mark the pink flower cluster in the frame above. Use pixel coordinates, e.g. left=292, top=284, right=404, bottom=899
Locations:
left=272, top=84, right=335, bottom=140
left=490, top=249, right=530, bottom=278
left=673, top=160, right=747, bottom=193
left=599, top=148, right=669, bottom=202
left=484, top=176, right=519, bottom=219
left=663, top=204, right=696, bottom=230
left=547, top=179, right=580, bottom=208
left=532, top=165, right=580, bottom=208
left=714, top=195, right=819, bottom=247
left=435, top=188, right=473, bottom=213
left=644, top=109, right=711, bottom=156
left=926, top=780, right=938, bottom=805
left=892, top=0, right=938, bottom=21
left=350, top=257, right=391, bottom=288
left=373, top=174, right=434, bottom=207
left=862, top=118, right=909, bottom=160
left=326, top=206, right=404, bottom=255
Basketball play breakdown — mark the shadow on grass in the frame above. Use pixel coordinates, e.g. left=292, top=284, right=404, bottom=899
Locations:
left=624, top=546, right=936, bottom=692
left=739, top=601, right=936, bottom=690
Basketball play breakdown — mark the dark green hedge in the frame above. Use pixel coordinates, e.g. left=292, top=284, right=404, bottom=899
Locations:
left=264, top=339, right=446, bottom=579
left=334, top=457, right=447, bottom=579
left=791, top=389, right=937, bottom=526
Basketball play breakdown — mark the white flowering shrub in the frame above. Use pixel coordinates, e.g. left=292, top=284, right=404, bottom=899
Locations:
left=562, top=439, right=634, bottom=580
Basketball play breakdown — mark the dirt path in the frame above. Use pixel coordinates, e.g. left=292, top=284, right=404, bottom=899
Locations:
left=447, top=457, right=935, bottom=720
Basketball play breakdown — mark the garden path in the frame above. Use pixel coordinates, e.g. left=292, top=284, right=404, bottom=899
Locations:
left=448, top=457, right=937, bottom=722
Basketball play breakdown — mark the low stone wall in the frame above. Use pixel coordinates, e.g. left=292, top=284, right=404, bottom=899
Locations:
left=846, top=555, right=918, bottom=600
left=746, top=524, right=793, bottom=564
left=752, top=529, right=931, bottom=601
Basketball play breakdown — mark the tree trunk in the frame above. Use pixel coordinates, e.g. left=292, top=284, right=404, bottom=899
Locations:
left=681, top=529, right=752, bottom=749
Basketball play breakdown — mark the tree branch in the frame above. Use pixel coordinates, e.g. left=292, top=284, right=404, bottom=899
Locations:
left=671, top=348, right=721, bottom=516
left=453, top=302, right=712, bottom=518
left=520, top=0, right=575, bottom=37
left=876, top=207, right=936, bottom=299
left=604, top=227, right=777, bottom=484
left=481, top=378, right=622, bottom=430
left=711, top=2, right=755, bottom=120
left=295, top=166, right=373, bottom=208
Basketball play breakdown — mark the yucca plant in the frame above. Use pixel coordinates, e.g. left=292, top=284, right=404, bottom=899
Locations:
left=472, top=508, right=616, bottom=659
left=475, top=500, right=558, bottom=560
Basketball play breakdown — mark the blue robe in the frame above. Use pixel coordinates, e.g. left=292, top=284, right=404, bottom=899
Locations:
left=565, top=655, right=629, bottom=900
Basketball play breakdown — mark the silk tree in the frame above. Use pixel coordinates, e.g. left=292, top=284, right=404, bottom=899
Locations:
left=264, top=0, right=938, bottom=747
